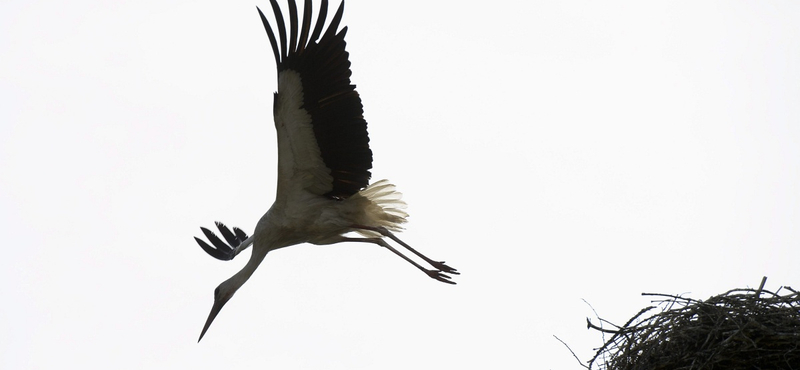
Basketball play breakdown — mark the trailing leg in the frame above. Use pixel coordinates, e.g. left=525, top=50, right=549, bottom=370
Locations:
left=337, top=237, right=455, bottom=285
left=351, top=225, right=459, bottom=275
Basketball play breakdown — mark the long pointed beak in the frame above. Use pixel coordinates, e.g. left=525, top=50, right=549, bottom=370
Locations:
left=198, top=296, right=230, bottom=342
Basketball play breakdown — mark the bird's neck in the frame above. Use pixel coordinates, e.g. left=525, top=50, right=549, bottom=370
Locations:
left=227, top=244, right=270, bottom=290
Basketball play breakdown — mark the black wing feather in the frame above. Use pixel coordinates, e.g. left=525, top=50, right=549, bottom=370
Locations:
left=308, top=0, right=328, bottom=43
left=233, top=227, right=249, bottom=243
left=287, top=0, right=299, bottom=54
left=321, top=1, right=344, bottom=41
left=269, top=0, right=287, bottom=64
left=215, top=221, right=238, bottom=247
left=195, top=237, right=230, bottom=260
left=257, top=7, right=280, bottom=66
left=297, top=0, right=313, bottom=53
left=195, top=223, right=250, bottom=261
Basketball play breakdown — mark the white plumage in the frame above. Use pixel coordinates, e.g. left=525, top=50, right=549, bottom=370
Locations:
left=194, top=0, right=458, bottom=342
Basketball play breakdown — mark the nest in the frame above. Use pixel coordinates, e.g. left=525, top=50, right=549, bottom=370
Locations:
left=585, top=279, right=800, bottom=370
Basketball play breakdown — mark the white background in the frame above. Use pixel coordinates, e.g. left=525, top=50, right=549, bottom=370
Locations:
left=2, top=0, right=799, bottom=368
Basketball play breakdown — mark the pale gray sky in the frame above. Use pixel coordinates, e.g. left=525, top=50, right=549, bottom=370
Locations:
left=2, top=0, right=799, bottom=369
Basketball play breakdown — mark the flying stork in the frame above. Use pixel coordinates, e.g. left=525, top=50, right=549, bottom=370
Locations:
left=193, top=0, right=458, bottom=341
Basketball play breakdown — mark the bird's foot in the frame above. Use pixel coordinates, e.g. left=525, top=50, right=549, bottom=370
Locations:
left=430, top=261, right=459, bottom=275
left=427, top=269, right=456, bottom=285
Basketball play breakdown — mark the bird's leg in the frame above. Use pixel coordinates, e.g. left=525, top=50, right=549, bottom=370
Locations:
left=338, top=237, right=455, bottom=285
left=350, top=225, right=459, bottom=275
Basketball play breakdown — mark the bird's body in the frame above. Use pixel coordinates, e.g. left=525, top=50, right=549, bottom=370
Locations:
left=258, top=180, right=406, bottom=248
left=194, top=0, right=457, bottom=342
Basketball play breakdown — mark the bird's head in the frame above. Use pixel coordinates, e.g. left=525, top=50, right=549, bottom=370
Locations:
left=198, top=281, right=238, bottom=342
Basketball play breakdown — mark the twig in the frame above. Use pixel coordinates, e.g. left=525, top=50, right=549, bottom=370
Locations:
left=553, top=335, right=589, bottom=369
left=755, top=276, right=767, bottom=298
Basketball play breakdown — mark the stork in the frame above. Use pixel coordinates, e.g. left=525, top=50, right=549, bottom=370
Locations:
left=193, top=0, right=458, bottom=342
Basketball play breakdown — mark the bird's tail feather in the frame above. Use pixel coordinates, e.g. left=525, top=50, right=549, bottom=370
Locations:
left=357, top=179, right=408, bottom=234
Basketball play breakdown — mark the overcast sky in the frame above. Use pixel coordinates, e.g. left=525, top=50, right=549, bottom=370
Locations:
left=2, top=0, right=799, bottom=369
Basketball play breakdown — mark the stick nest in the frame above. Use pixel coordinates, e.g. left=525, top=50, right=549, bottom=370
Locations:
left=586, top=283, right=800, bottom=370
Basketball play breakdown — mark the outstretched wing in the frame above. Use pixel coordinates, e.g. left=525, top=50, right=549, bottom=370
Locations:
left=258, top=0, right=372, bottom=200
left=194, top=222, right=252, bottom=261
